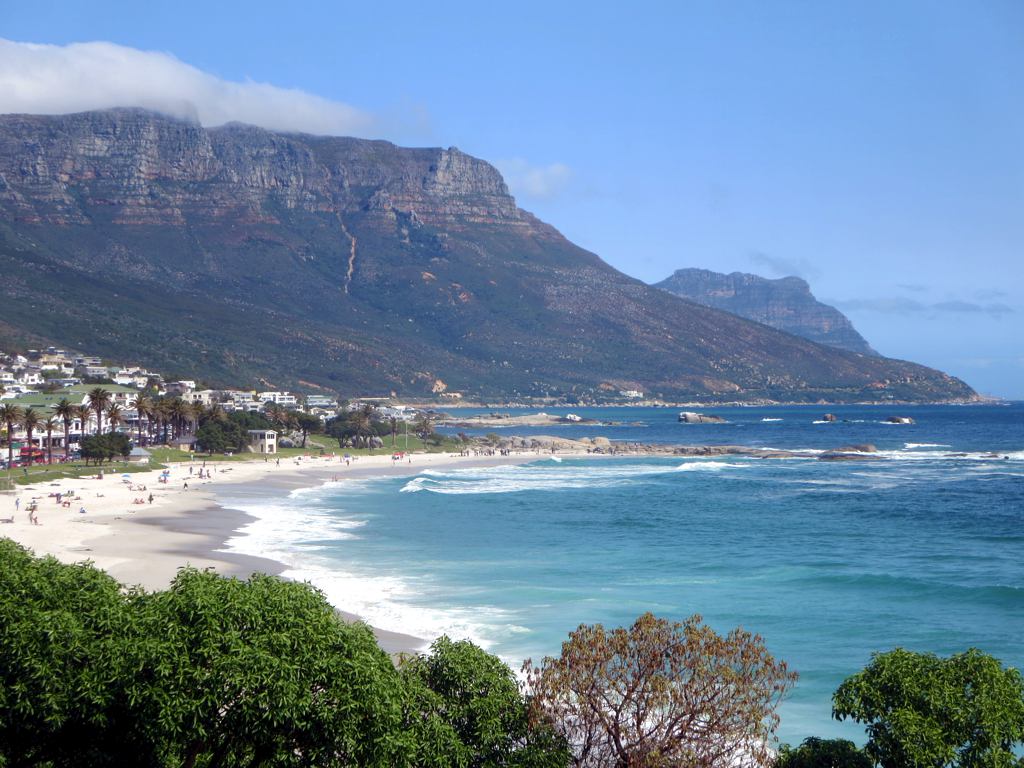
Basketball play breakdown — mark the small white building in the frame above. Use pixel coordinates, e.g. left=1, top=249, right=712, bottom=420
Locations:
left=247, top=429, right=278, bottom=454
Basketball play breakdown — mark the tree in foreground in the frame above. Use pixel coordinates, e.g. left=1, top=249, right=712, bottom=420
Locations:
left=833, top=647, right=1024, bottom=768
left=0, top=541, right=576, bottom=768
left=524, top=612, right=797, bottom=768
left=400, top=637, right=570, bottom=767
left=774, top=737, right=872, bottom=768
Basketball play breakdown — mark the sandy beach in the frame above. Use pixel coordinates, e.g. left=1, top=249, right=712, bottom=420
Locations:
left=0, top=449, right=550, bottom=653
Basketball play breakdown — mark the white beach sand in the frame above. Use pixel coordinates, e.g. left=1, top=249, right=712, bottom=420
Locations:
left=0, top=449, right=561, bottom=652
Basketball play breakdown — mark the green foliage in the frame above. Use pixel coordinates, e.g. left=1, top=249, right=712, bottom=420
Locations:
left=400, top=637, right=570, bottom=768
left=79, top=433, right=131, bottom=464
left=225, top=410, right=274, bottom=431
left=775, top=738, right=872, bottom=768
left=0, top=539, right=157, bottom=766
left=0, top=540, right=573, bottom=767
left=125, top=568, right=410, bottom=767
left=194, top=420, right=248, bottom=454
left=833, top=648, right=1024, bottom=768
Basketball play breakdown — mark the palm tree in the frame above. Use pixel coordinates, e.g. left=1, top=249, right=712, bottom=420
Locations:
left=72, top=405, right=92, bottom=449
left=88, top=388, right=112, bottom=436
left=134, top=394, right=154, bottom=446
left=388, top=416, right=399, bottom=449
left=0, top=403, right=24, bottom=468
left=54, top=398, right=76, bottom=460
left=106, top=403, right=123, bottom=434
left=168, top=398, right=189, bottom=441
left=154, top=399, right=173, bottom=444
left=21, top=408, right=41, bottom=460
left=43, top=417, right=57, bottom=464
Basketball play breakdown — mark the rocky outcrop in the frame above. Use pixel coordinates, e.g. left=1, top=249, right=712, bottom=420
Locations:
left=0, top=109, right=977, bottom=402
left=678, top=412, right=727, bottom=423
left=655, top=268, right=876, bottom=356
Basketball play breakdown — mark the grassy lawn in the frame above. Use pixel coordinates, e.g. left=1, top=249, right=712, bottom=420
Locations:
left=0, top=435, right=465, bottom=491
left=0, top=460, right=157, bottom=490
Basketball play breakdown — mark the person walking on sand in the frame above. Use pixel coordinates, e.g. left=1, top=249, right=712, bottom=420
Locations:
left=183, top=481, right=189, bottom=490
left=15, top=498, right=20, bottom=511
left=148, top=493, right=153, bottom=504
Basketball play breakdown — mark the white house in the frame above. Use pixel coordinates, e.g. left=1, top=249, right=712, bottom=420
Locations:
left=247, top=429, right=277, bottom=454
left=259, top=391, right=298, bottom=408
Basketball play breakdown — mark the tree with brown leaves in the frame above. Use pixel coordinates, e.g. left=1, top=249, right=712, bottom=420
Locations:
left=523, top=612, right=797, bottom=768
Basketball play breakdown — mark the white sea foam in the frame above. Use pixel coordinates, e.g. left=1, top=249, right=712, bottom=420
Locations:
left=674, top=461, right=748, bottom=472
left=904, top=443, right=951, bottom=449
left=400, top=460, right=744, bottom=494
left=220, top=485, right=525, bottom=648
left=761, top=418, right=783, bottom=422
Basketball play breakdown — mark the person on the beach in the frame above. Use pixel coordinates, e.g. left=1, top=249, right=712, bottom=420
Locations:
left=183, top=481, right=189, bottom=490
left=15, top=498, right=19, bottom=511
left=78, top=506, right=85, bottom=514
left=148, top=494, right=154, bottom=504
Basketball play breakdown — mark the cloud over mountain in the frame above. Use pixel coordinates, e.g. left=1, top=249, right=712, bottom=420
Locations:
left=495, top=158, right=572, bottom=199
left=0, top=39, right=376, bottom=136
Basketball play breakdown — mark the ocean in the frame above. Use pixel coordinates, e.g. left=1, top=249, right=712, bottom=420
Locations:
left=220, top=403, right=1024, bottom=745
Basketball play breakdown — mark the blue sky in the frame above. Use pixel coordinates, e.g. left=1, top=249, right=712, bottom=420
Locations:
left=3, top=1, right=1022, bottom=397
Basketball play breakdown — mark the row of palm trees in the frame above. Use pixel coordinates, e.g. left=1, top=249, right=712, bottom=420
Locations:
left=1, top=387, right=317, bottom=467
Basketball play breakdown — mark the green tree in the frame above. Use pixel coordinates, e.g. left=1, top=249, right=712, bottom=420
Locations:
left=105, top=402, right=123, bottom=434
left=401, top=637, right=570, bottom=768
left=524, top=612, right=797, bottom=768
left=80, top=433, right=131, bottom=465
left=775, top=738, right=872, bottom=768
left=194, top=420, right=248, bottom=455
left=20, top=407, right=41, bottom=456
left=134, top=393, right=154, bottom=446
left=43, top=416, right=57, bottom=464
left=0, top=403, right=23, bottom=467
left=87, top=387, right=112, bottom=435
left=124, top=568, right=411, bottom=768
left=296, top=412, right=322, bottom=448
left=413, top=414, right=436, bottom=449
left=54, top=398, right=76, bottom=460
left=833, top=648, right=1024, bottom=768
left=0, top=539, right=154, bottom=767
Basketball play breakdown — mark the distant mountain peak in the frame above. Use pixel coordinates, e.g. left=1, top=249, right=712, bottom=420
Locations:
left=655, top=268, right=877, bottom=356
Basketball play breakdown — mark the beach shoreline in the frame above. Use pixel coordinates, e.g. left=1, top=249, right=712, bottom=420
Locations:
left=0, top=449, right=550, bottom=654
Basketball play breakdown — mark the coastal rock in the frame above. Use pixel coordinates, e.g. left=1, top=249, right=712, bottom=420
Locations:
left=886, top=416, right=915, bottom=424
left=818, top=451, right=884, bottom=461
left=833, top=444, right=878, bottom=453
left=679, top=412, right=727, bottom=424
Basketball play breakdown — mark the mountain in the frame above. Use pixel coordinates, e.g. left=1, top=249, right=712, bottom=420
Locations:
left=655, top=269, right=876, bottom=355
left=0, top=109, right=974, bottom=402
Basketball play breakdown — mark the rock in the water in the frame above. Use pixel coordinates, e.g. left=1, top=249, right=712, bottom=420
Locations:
left=834, top=444, right=878, bottom=453
left=818, top=451, right=883, bottom=461
left=678, top=412, right=726, bottom=424
left=886, top=416, right=915, bottom=424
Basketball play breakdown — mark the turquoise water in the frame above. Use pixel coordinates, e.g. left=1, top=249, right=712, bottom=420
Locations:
left=222, top=404, right=1024, bottom=745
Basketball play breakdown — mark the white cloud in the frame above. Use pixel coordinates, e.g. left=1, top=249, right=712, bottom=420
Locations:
left=495, top=158, right=572, bottom=199
left=0, top=39, right=376, bottom=136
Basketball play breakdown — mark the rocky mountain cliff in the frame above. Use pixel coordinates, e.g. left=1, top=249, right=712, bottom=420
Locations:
left=655, top=268, right=876, bottom=356
left=0, top=109, right=974, bottom=402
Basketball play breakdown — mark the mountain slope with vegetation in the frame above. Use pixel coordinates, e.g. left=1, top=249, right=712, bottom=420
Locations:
left=0, top=109, right=974, bottom=402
